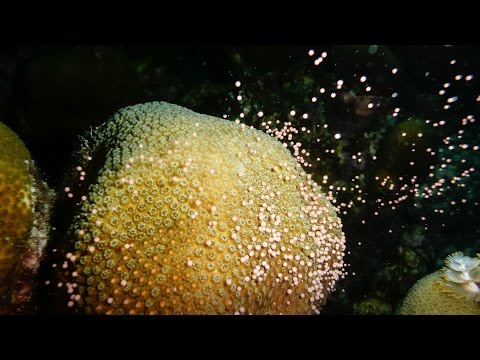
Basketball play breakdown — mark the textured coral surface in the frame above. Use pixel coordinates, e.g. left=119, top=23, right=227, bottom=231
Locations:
left=51, top=102, right=346, bottom=314
left=399, top=271, right=480, bottom=315
left=0, top=121, right=33, bottom=312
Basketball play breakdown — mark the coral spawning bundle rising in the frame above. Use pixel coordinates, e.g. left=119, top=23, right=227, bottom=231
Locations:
left=47, top=101, right=346, bottom=315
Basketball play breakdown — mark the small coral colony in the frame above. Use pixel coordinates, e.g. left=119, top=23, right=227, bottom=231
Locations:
left=0, top=46, right=479, bottom=315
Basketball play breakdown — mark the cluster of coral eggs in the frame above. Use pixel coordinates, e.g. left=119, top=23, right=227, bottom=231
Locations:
left=399, top=251, right=480, bottom=314
left=48, top=101, right=347, bottom=315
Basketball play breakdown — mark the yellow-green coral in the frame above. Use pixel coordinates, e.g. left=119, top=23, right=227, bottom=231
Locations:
left=0, top=122, right=33, bottom=243
left=51, top=101, right=346, bottom=314
left=0, top=121, right=52, bottom=314
left=353, top=298, right=392, bottom=315
left=399, top=252, right=480, bottom=315
left=0, top=122, right=33, bottom=312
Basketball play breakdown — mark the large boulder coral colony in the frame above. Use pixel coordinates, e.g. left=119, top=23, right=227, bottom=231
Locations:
left=0, top=121, right=53, bottom=314
left=47, top=101, right=346, bottom=314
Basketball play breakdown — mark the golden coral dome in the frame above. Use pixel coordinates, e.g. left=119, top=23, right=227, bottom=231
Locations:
left=50, top=102, right=346, bottom=314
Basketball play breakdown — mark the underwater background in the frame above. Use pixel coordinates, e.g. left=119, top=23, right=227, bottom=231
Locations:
left=0, top=45, right=479, bottom=314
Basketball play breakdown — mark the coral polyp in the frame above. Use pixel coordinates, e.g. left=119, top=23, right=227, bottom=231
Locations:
left=48, top=101, right=346, bottom=314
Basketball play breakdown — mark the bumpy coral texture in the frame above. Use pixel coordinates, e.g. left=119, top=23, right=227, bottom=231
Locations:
left=399, top=271, right=480, bottom=315
left=54, top=102, right=346, bottom=314
left=0, top=122, right=33, bottom=312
